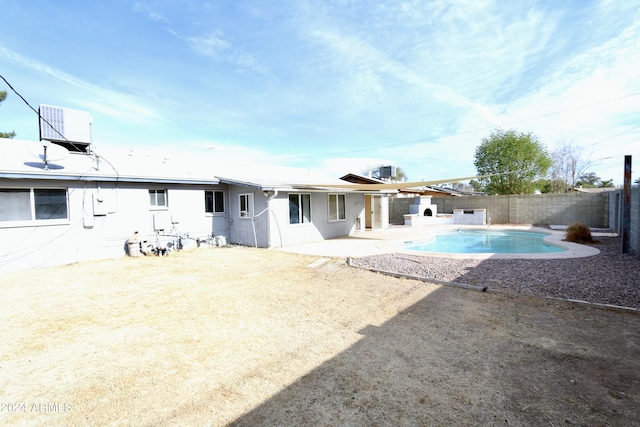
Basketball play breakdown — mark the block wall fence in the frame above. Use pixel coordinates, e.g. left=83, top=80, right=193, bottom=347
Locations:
left=607, top=187, right=640, bottom=255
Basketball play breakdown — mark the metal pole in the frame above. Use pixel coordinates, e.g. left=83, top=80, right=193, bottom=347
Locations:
left=622, top=155, right=631, bottom=254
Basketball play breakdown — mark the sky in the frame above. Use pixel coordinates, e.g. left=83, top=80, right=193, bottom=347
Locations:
left=1, top=0, right=639, bottom=185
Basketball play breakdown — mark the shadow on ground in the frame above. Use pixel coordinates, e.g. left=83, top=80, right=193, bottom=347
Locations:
left=230, top=285, right=640, bottom=426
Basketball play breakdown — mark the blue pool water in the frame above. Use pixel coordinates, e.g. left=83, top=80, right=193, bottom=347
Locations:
left=403, top=229, right=566, bottom=254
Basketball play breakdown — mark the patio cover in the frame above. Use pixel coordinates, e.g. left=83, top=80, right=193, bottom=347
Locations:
left=298, top=174, right=496, bottom=191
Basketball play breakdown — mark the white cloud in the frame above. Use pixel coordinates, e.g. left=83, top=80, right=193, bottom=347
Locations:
left=3, top=0, right=638, bottom=185
left=133, top=2, right=170, bottom=24
left=181, top=32, right=230, bottom=57
left=0, top=47, right=162, bottom=125
left=494, top=16, right=640, bottom=153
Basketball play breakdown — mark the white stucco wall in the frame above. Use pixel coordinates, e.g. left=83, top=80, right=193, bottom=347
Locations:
left=266, top=192, right=366, bottom=248
left=0, top=180, right=229, bottom=272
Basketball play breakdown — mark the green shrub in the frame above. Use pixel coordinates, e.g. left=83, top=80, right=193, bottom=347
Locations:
left=564, top=223, right=597, bottom=244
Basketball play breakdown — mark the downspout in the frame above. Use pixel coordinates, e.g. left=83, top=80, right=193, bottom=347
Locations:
left=267, top=190, right=283, bottom=248
left=251, top=189, right=279, bottom=248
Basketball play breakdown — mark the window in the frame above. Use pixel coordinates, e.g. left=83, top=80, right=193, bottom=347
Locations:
left=34, top=189, right=68, bottom=219
left=0, top=189, right=31, bottom=221
left=0, top=188, right=68, bottom=223
left=328, top=194, right=346, bottom=221
left=289, top=193, right=311, bottom=224
left=239, top=193, right=254, bottom=217
left=149, top=189, right=168, bottom=208
left=205, top=190, right=225, bottom=214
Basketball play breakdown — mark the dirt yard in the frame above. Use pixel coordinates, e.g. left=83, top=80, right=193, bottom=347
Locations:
left=1, top=246, right=638, bottom=426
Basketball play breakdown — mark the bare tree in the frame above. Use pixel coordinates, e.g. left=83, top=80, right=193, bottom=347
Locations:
left=549, top=140, right=588, bottom=193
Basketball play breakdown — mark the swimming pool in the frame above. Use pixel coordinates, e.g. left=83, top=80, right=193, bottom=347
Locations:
left=402, top=229, right=566, bottom=254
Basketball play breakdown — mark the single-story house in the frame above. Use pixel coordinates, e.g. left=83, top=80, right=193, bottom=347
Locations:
left=0, top=137, right=393, bottom=272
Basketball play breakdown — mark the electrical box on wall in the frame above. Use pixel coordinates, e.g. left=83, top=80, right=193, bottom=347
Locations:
left=83, top=215, right=95, bottom=229
left=153, top=212, right=171, bottom=232
left=92, top=193, right=108, bottom=216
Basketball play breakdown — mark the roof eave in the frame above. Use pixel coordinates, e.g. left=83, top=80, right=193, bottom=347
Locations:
left=0, top=171, right=219, bottom=185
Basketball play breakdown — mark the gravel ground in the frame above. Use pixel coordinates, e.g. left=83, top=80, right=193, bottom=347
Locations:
left=352, top=236, right=640, bottom=309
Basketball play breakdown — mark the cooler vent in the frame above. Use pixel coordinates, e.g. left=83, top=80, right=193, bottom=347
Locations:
left=39, top=104, right=92, bottom=153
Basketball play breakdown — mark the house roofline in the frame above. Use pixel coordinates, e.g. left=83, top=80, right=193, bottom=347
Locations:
left=216, top=177, right=394, bottom=193
left=0, top=171, right=219, bottom=185
left=216, top=177, right=274, bottom=190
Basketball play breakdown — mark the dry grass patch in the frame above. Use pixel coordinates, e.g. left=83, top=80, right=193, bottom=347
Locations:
left=0, top=246, right=436, bottom=426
